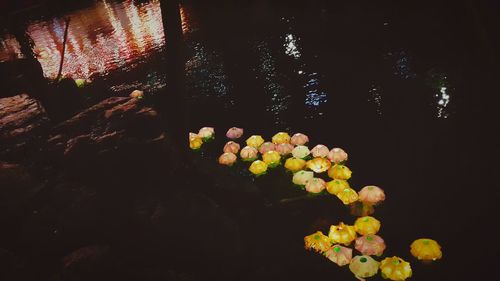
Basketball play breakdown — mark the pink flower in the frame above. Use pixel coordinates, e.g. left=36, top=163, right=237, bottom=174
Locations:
left=305, top=178, right=326, bottom=193
left=325, top=245, right=353, bottom=266
left=259, top=142, right=276, bottom=154
left=355, top=235, right=386, bottom=256
left=198, top=127, right=215, bottom=139
left=223, top=141, right=240, bottom=154
left=218, top=152, right=237, bottom=166
left=311, top=144, right=329, bottom=158
left=327, top=148, right=348, bottom=163
left=240, top=146, right=258, bottom=161
left=275, top=143, right=294, bottom=155
left=358, top=186, right=386, bottom=205
left=226, top=127, right=244, bottom=139
left=290, top=133, right=309, bottom=146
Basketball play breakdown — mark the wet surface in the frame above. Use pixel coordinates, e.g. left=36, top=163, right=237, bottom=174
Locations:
left=0, top=0, right=497, bottom=280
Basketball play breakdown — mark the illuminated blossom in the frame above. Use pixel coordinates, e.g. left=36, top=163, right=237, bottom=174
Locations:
left=305, top=178, right=326, bottom=193
left=311, top=144, right=329, bottom=158
left=358, top=185, right=386, bottom=205
left=198, top=127, right=215, bottom=140
left=328, top=222, right=357, bottom=246
left=336, top=188, right=359, bottom=205
left=218, top=152, right=237, bottom=166
left=304, top=231, right=331, bottom=253
left=379, top=257, right=412, bottom=281
left=271, top=132, right=291, bottom=144
left=292, top=170, right=314, bottom=186
left=275, top=143, right=294, bottom=156
left=290, top=133, right=309, bottom=145
left=240, top=146, right=258, bottom=161
left=226, top=127, right=244, bottom=139
left=292, top=145, right=310, bottom=159
left=189, top=133, right=203, bottom=150
left=324, top=245, right=352, bottom=267
left=284, top=158, right=306, bottom=172
left=306, top=157, right=331, bottom=173
left=129, top=89, right=144, bottom=99
left=327, top=148, right=348, bottom=164
left=328, top=164, right=352, bottom=180
left=258, top=142, right=276, bottom=154
left=246, top=135, right=265, bottom=148
left=410, top=239, right=442, bottom=261
left=326, top=179, right=350, bottom=195
left=355, top=235, right=386, bottom=256
left=354, top=216, right=381, bottom=236
left=223, top=141, right=240, bottom=154
left=349, top=255, right=380, bottom=280
left=262, top=151, right=281, bottom=167
left=249, top=160, right=268, bottom=176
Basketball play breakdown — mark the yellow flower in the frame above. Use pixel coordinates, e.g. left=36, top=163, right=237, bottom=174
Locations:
left=304, top=231, right=332, bottom=253
left=284, top=157, right=306, bottom=172
left=306, top=157, right=331, bottom=173
left=246, top=135, right=265, bottom=148
left=380, top=256, right=412, bottom=281
left=328, top=222, right=357, bottom=246
left=328, top=164, right=352, bottom=180
left=189, top=136, right=203, bottom=150
left=336, top=188, right=358, bottom=205
left=354, top=216, right=381, bottom=236
left=271, top=132, right=291, bottom=144
left=292, top=170, right=314, bottom=186
left=326, top=179, right=350, bottom=195
left=262, top=151, right=281, bottom=167
left=249, top=160, right=268, bottom=175
left=349, top=255, right=380, bottom=279
left=410, top=239, right=442, bottom=261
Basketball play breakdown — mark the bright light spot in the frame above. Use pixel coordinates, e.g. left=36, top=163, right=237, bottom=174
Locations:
left=284, top=34, right=301, bottom=59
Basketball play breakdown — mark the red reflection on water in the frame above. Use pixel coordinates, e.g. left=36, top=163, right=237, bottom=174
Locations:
left=1, top=0, right=166, bottom=79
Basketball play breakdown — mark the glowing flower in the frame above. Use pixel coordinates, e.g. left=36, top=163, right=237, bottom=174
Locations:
left=325, top=245, right=352, bottom=266
left=130, top=89, right=144, bottom=99
left=226, top=127, right=244, bottom=139
left=218, top=152, right=237, bottom=166
left=305, top=178, right=326, bottom=193
left=380, top=257, right=412, bottom=281
left=354, top=216, right=381, bottom=236
left=292, top=145, right=310, bottom=159
left=349, top=255, right=380, bottom=280
left=304, top=231, right=332, bottom=253
left=328, top=222, right=357, bottom=246
left=359, top=185, right=386, bottom=205
left=189, top=134, right=203, bottom=150
left=336, top=188, right=359, bottom=205
left=311, top=144, right=329, bottom=158
left=306, top=157, right=331, bottom=173
left=272, top=132, right=291, bottom=144
left=262, top=151, right=281, bottom=167
left=292, top=170, right=314, bottom=186
left=198, top=127, right=215, bottom=140
left=326, top=179, right=350, bottom=195
left=350, top=201, right=375, bottom=217
left=410, top=238, right=442, bottom=261
left=275, top=143, right=295, bottom=156
left=290, top=133, right=309, bottom=145
left=223, top=141, right=240, bottom=154
left=258, top=142, right=276, bottom=154
left=240, top=146, right=258, bottom=161
left=249, top=160, right=268, bottom=176
left=328, top=164, right=352, bottom=180
left=355, top=235, right=386, bottom=256
left=327, top=148, right=348, bottom=164
left=284, top=157, right=306, bottom=172
left=246, top=135, right=265, bottom=148
left=189, top=132, right=198, bottom=140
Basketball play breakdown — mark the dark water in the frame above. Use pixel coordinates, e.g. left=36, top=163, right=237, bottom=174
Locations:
left=1, top=0, right=497, bottom=280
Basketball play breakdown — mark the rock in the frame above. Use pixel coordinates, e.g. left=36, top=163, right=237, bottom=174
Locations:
left=0, top=94, right=50, bottom=161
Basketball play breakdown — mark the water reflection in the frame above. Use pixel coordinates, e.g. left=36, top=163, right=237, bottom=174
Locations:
left=284, top=33, right=301, bottom=59
left=368, top=84, right=383, bottom=116
left=0, top=0, right=165, bottom=79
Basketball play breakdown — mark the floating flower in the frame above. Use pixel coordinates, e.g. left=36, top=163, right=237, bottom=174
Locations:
left=380, top=257, right=412, bottom=281
left=262, top=151, right=281, bottom=167
left=226, top=127, right=244, bottom=139
left=355, top=235, right=386, bottom=256
left=198, top=127, right=215, bottom=141
left=223, top=141, right=240, bottom=154
left=327, top=148, right=348, bottom=164
left=336, top=188, right=359, bottom=205
left=290, top=133, right=309, bottom=145
left=410, top=239, right=442, bottom=261
left=189, top=134, right=203, bottom=150
left=130, top=89, right=144, bottom=99
left=275, top=143, right=295, bottom=156
left=306, top=157, right=331, bottom=173
left=218, top=152, right=237, bottom=166
left=349, top=255, right=380, bottom=280
left=292, top=170, right=314, bottom=186
left=311, top=144, right=329, bottom=158
left=240, top=146, right=258, bottom=162
left=292, top=145, right=310, bottom=159
left=304, top=231, right=331, bottom=253
left=328, top=222, right=357, bottom=246
left=325, top=245, right=352, bottom=267
left=305, top=178, right=326, bottom=193
left=284, top=158, right=306, bottom=172
left=258, top=142, right=276, bottom=154
left=354, top=216, right=381, bottom=236
left=359, top=185, right=386, bottom=205
left=189, top=132, right=198, bottom=140
left=249, top=160, right=268, bottom=176
left=272, top=132, right=291, bottom=144
left=326, top=179, right=350, bottom=195
left=328, top=164, right=352, bottom=180
left=246, top=135, right=265, bottom=148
